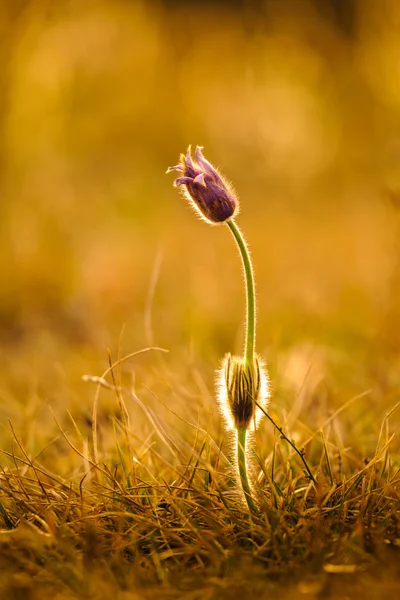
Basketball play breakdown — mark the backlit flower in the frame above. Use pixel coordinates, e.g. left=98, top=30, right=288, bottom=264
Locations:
left=217, top=354, right=269, bottom=431
left=167, top=145, right=238, bottom=224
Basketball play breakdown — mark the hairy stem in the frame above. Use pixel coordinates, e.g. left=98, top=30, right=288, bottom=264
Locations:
left=237, top=427, right=258, bottom=513
left=227, top=219, right=258, bottom=513
left=226, top=219, right=256, bottom=367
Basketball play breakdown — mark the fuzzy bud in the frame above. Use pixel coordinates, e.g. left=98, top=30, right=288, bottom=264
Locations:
left=166, top=145, right=238, bottom=224
left=217, top=354, right=269, bottom=431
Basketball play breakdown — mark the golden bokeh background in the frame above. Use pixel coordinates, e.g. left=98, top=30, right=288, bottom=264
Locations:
left=1, top=0, right=400, bottom=458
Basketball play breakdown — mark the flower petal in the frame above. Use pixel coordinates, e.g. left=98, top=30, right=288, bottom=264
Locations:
left=166, top=164, right=183, bottom=174
left=174, top=176, right=194, bottom=187
left=193, top=173, right=207, bottom=187
left=195, top=146, right=218, bottom=177
left=185, top=145, right=194, bottom=170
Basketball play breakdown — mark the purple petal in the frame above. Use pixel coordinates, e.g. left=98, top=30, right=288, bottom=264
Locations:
left=166, top=164, right=183, bottom=174
left=195, top=146, right=218, bottom=178
left=185, top=145, right=194, bottom=170
left=174, top=176, right=194, bottom=187
left=193, top=173, right=206, bottom=187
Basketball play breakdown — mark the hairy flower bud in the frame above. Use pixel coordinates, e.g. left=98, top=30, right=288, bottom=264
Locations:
left=166, top=145, right=238, bottom=224
left=217, top=354, right=269, bottom=431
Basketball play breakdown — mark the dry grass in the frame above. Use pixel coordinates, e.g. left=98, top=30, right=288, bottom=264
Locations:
left=1, top=339, right=400, bottom=599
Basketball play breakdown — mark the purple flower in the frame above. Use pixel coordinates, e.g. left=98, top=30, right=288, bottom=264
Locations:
left=167, top=146, right=238, bottom=224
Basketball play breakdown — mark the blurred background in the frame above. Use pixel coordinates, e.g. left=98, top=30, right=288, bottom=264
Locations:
left=1, top=0, right=400, bottom=459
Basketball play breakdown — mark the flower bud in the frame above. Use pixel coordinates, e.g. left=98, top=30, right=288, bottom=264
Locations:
left=166, top=145, right=238, bottom=224
left=217, top=354, right=269, bottom=431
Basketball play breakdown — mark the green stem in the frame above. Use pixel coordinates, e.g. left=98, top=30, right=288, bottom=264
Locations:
left=237, top=427, right=258, bottom=513
left=226, top=219, right=256, bottom=367
left=227, top=219, right=258, bottom=513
